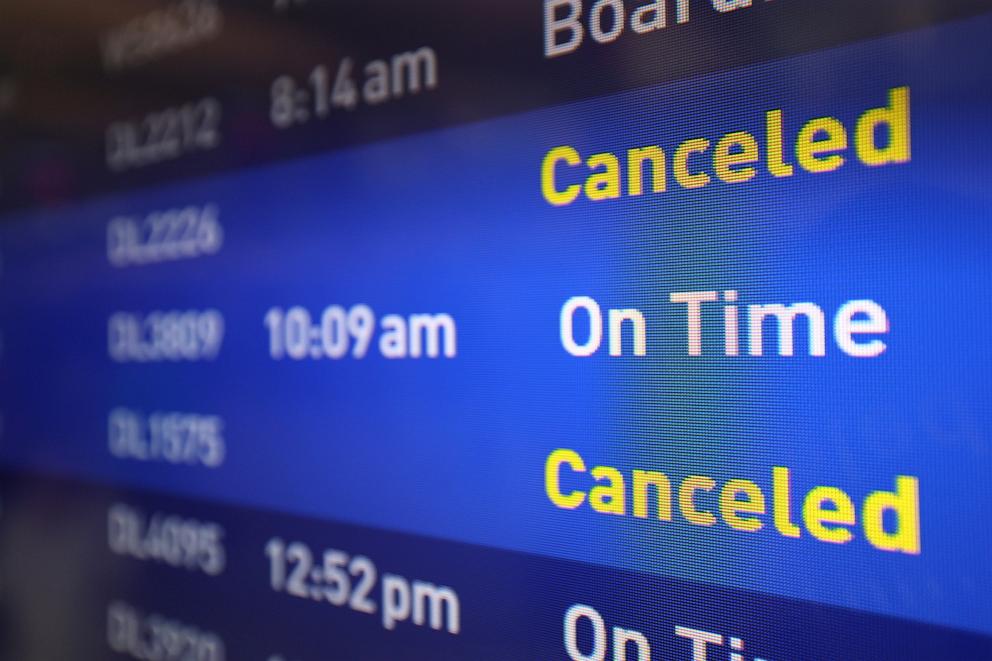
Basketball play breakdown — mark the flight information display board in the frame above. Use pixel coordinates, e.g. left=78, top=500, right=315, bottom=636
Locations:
left=0, top=1, right=990, bottom=659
